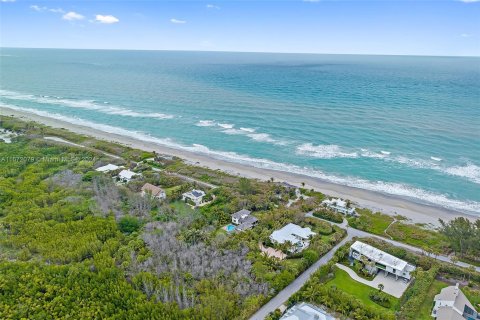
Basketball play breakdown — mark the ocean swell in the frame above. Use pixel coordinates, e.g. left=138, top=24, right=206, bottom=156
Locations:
left=2, top=103, right=479, bottom=215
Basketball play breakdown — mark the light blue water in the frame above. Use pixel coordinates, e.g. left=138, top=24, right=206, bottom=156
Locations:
left=1, top=48, right=479, bottom=215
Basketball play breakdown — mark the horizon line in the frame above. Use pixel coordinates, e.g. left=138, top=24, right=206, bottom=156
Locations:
left=1, top=46, right=479, bottom=59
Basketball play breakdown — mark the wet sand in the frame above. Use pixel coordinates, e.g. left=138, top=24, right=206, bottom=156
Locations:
left=1, top=106, right=476, bottom=226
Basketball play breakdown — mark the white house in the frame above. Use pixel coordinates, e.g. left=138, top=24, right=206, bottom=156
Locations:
left=182, top=189, right=206, bottom=206
left=431, top=283, right=479, bottom=320
left=95, top=164, right=121, bottom=173
left=270, top=223, right=316, bottom=253
left=280, top=302, right=335, bottom=320
left=118, top=169, right=138, bottom=183
left=322, top=198, right=356, bottom=216
left=349, top=241, right=416, bottom=281
left=141, top=183, right=166, bottom=200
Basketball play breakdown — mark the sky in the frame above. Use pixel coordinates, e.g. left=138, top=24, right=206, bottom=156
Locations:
left=0, top=0, right=479, bottom=56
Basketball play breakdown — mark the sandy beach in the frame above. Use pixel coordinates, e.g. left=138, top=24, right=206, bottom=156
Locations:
left=1, top=106, right=476, bottom=226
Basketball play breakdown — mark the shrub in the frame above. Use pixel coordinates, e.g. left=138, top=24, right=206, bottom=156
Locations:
left=369, top=291, right=391, bottom=308
left=313, top=208, right=343, bottom=223
left=118, top=216, right=141, bottom=234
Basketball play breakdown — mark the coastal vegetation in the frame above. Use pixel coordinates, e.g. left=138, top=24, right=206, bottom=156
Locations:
left=0, top=116, right=346, bottom=319
left=347, top=209, right=451, bottom=254
left=288, top=237, right=480, bottom=320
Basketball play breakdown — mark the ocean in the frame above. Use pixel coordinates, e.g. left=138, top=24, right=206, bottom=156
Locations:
left=1, top=48, right=479, bottom=215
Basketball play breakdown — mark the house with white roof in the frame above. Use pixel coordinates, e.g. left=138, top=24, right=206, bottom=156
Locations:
left=270, top=223, right=316, bottom=253
left=322, top=198, right=356, bottom=215
left=431, top=283, right=479, bottom=320
left=349, top=241, right=416, bottom=281
left=280, top=302, right=335, bottom=320
left=118, top=169, right=138, bottom=183
left=95, top=164, right=121, bottom=173
left=141, top=183, right=166, bottom=200
left=182, top=189, right=206, bottom=206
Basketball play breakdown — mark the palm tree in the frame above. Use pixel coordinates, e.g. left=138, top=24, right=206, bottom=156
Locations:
left=378, top=283, right=384, bottom=292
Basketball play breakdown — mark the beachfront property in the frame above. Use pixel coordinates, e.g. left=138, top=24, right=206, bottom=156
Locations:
left=118, top=169, right=138, bottom=183
left=321, top=198, right=356, bottom=216
left=431, top=283, right=479, bottom=320
left=280, top=302, right=335, bottom=320
left=270, top=223, right=316, bottom=253
left=281, top=182, right=302, bottom=198
left=231, top=209, right=258, bottom=231
left=95, top=163, right=121, bottom=173
left=349, top=241, right=416, bottom=281
left=182, top=189, right=206, bottom=206
left=141, top=183, right=166, bottom=200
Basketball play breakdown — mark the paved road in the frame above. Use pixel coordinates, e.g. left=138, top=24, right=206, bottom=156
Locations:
left=250, top=234, right=352, bottom=320
left=306, top=212, right=480, bottom=273
left=250, top=213, right=480, bottom=320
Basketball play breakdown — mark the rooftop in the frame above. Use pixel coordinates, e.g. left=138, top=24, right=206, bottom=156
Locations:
left=118, top=169, right=137, bottom=179
left=232, top=209, right=252, bottom=220
left=434, top=283, right=477, bottom=318
left=96, top=164, right=120, bottom=172
left=280, top=302, right=335, bottom=320
left=183, top=189, right=206, bottom=198
left=141, top=183, right=164, bottom=195
left=351, top=241, right=412, bottom=271
left=270, top=223, right=316, bottom=244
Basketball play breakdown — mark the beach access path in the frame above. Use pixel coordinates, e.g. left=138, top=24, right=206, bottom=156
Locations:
left=249, top=213, right=480, bottom=320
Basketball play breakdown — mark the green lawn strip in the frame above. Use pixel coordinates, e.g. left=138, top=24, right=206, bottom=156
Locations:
left=417, top=280, right=449, bottom=320
left=325, top=268, right=399, bottom=315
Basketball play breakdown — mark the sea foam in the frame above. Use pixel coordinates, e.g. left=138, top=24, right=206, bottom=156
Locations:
left=0, top=89, right=174, bottom=120
left=1, top=103, right=479, bottom=215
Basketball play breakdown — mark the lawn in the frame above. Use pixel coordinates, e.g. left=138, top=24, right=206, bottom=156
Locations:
left=169, top=200, right=199, bottom=219
left=326, top=267, right=399, bottom=314
left=417, top=280, right=449, bottom=320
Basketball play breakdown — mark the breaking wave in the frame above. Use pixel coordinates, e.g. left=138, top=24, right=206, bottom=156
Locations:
left=0, top=89, right=174, bottom=120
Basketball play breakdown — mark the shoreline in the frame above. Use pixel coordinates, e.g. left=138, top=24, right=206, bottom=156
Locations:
left=1, top=106, right=476, bottom=226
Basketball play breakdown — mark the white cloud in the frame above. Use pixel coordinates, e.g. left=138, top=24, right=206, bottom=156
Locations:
left=460, top=33, right=472, bottom=37
left=170, top=18, right=186, bottom=24
left=1, top=0, right=16, bottom=2
left=206, top=4, right=220, bottom=9
left=62, top=11, right=84, bottom=21
left=95, top=14, right=119, bottom=24
left=458, top=0, right=480, bottom=2
left=49, top=8, right=64, bottom=13
left=30, top=5, right=46, bottom=11
left=30, top=5, right=64, bottom=14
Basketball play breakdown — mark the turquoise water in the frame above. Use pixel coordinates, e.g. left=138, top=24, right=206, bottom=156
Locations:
left=226, top=224, right=236, bottom=232
left=1, top=48, right=479, bottom=215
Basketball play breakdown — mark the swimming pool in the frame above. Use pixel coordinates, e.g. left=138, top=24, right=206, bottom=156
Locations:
left=226, top=224, right=236, bottom=232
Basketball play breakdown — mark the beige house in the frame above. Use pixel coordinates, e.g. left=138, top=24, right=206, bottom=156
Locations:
left=141, top=183, right=166, bottom=200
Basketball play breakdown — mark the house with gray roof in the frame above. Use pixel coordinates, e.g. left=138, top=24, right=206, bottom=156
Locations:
left=432, top=283, right=479, bottom=320
left=232, top=209, right=258, bottom=231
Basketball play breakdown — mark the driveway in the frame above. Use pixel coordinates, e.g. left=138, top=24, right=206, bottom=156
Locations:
left=335, top=263, right=409, bottom=298
left=249, top=234, right=352, bottom=320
